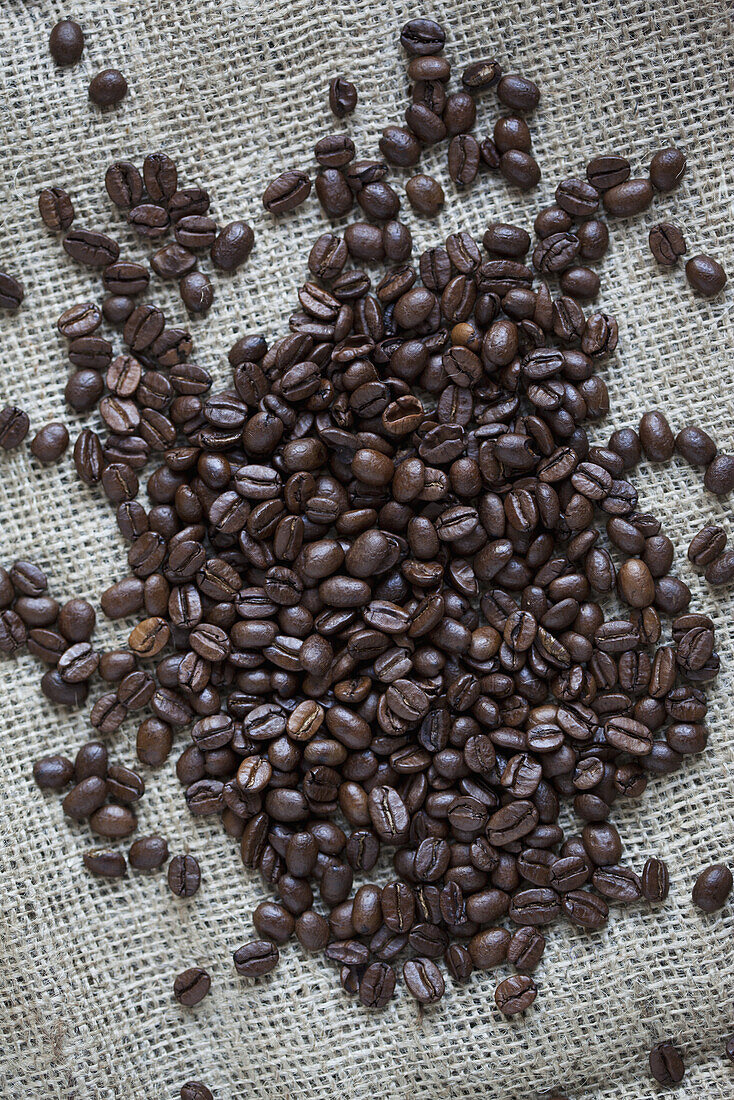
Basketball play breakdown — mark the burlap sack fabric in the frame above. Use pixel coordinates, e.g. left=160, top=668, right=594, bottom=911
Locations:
left=0, top=1, right=732, bottom=1097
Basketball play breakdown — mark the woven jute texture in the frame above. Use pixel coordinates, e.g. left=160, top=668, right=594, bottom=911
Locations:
left=0, top=1, right=732, bottom=1097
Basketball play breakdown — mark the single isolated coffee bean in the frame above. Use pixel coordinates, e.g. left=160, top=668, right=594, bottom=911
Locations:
left=691, top=864, right=732, bottom=912
left=168, top=854, right=201, bottom=897
left=181, top=1084, right=213, bottom=1100
left=649, top=1041, right=685, bottom=1086
left=89, top=69, right=128, bottom=106
left=639, top=411, right=675, bottom=461
left=0, top=273, right=24, bottom=311
left=406, top=174, right=445, bottom=216
left=329, top=77, right=358, bottom=118
left=173, top=967, right=211, bottom=1007
left=685, top=255, right=727, bottom=296
left=0, top=406, right=30, bottom=450
left=38, top=187, right=75, bottom=232
left=649, top=147, right=686, bottom=191
left=649, top=223, right=686, bottom=266
left=49, top=19, right=84, bottom=65
left=675, top=425, right=717, bottom=466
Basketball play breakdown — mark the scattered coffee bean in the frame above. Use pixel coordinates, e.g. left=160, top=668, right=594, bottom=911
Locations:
left=83, top=849, right=127, bottom=878
left=33, top=754, right=74, bottom=790
left=649, top=223, right=686, bottom=266
left=49, top=19, right=84, bottom=65
left=649, top=147, right=686, bottom=192
left=173, top=967, right=211, bottom=1007
left=685, top=255, right=727, bottom=296
left=0, top=273, right=24, bottom=311
left=0, top=406, right=30, bottom=450
left=233, top=940, right=279, bottom=977
left=704, top=454, right=734, bottom=496
left=691, top=864, right=732, bottom=912
left=168, top=854, right=201, bottom=897
left=406, top=174, right=445, bottom=215
left=38, top=187, right=75, bottom=232
left=329, top=77, right=358, bottom=118
left=89, top=69, right=128, bottom=107
left=181, top=1083, right=213, bottom=1100
left=649, top=1041, right=685, bottom=1085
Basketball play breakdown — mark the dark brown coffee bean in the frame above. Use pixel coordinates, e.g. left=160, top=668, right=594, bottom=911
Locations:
left=38, top=187, right=75, bottom=231
left=49, top=19, right=84, bottom=64
left=128, top=204, right=171, bottom=238
left=494, top=974, right=537, bottom=1014
left=692, top=864, right=732, bottom=912
left=688, top=526, right=727, bottom=567
left=500, top=150, right=541, bottom=190
left=403, top=957, right=444, bottom=1003
left=586, top=155, right=630, bottom=190
left=83, top=849, right=127, bottom=878
left=497, top=74, right=540, bottom=111
left=129, top=836, right=169, bottom=870
left=641, top=857, right=669, bottom=902
left=329, top=76, right=357, bottom=118
left=64, top=229, right=120, bottom=268
left=233, top=940, right=279, bottom=977
left=639, top=411, right=675, bottom=461
left=173, top=967, right=210, bottom=1007
left=263, top=171, right=312, bottom=214
left=462, top=58, right=502, bottom=89
left=180, top=272, right=214, bottom=314
left=649, top=223, right=686, bottom=265
left=168, top=854, right=201, bottom=897
left=89, top=69, right=128, bottom=106
left=400, top=18, right=445, bottom=55
left=603, top=179, right=653, bottom=216
left=0, top=406, right=30, bottom=450
left=704, top=454, right=734, bottom=496
left=379, top=127, right=421, bottom=168
left=649, top=147, right=686, bottom=191
left=211, top=221, right=254, bottom=271
left=105, top=161, right=143, bottom=208
left=649, top=1041, right=685, bottom=1085
left=406, top=174, right=444, bottom=215
left=33, top=755, right=74, bottom=790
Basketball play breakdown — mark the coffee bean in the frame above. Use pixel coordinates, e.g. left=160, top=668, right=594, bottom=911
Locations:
left=211, top=222, right=254, bottom=271
left=403, top=957, right=444, bottom=1003
left=38, top=187, right=75, bottom=231
left=168, top=854, right=201, bottom=897
left=62, top=776, right=107, bottom=819
left=704, top=550, right=734, bottom=585
left=129, top=204, right=170, bottom=237
left=462, top=58, right=502, bottom=89
left=180, top=1084, right=213, bottom=1100
left=63, top=229, right=119, bottom=268
left=497, top=74, right=540, bottom=111
left=315, top=134, right=355, bottom=167
left=674, top=425, right=716, bottom=466
left=0, top=406, right=30, bottom=450
left=233, top=940, right=280, bottom=977
left=649, top=147, right=686, bottom=191
left=83, top=849, right=127, bottom=878
left=173, top=967, right=211, bottom=1006
left=400, top=18, right=445, bottom=55
left=33, top=754, right=74, bottom=790
left=500, top=150, right=541, bottom=190
left=0, top=273, right=24, bottom=311
left=686, top=253, right=728, bottom=296
left=688, top=526, right=727, bottom=567
left=691, top=864, right=732, bottom=912
left=406, top=174, right=444, bottom=215
left=129, top=835, right=169, bottom=870
left=89, top=70, right=128, bottom=106
left=448, top=135, right=480, bottom=187
left=49, top=19, right=85, bottom=64
left=639, top=411, right=675, bottom=461
left=329, top=77, right=357, bottom=118
left=263, top=171, right=312, bottom=214
left=105, top=161, right=144, bottom=208
left=649, top=1041, right=685, bottom=1085
left=379, top=127, right=421, bottom=168
left=704, top=454, right=734, bottom=495
left=586, top=155, right=630, bottom=190
left=359, top=961, right=396, bottom=1007
left=181, top=272, right=214, bottom=314
left=494, top=974, right=537, bottom=1014
left=641, top=857, right=669, bottom=902
left=602, top=179, right=653, bottom=216
left=649, top=223, right=686, bottom=265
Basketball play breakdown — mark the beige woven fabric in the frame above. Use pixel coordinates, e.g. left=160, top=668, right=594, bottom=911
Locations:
left=0, top=1, right=733, bottom=1097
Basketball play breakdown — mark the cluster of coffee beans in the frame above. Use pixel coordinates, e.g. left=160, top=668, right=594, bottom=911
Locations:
left=48, top=18, right=128, bottom=106
left=2, top=13, right=728, bottom=1095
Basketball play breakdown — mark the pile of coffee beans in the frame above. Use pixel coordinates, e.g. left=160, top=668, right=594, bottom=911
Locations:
left=0, top=12, right=730, bottom=1096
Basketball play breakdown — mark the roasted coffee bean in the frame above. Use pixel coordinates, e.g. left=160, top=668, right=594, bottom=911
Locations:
left=406, top=175, right=445, bottom=216
left=641, top=857, right=669, bottom=902
left=649, top=1041, right=685, bottom=1085
left=0, top=406, right=30, bottom=450
left=400, top=18, right=445, bottom=55
left=74, top=742, right=107, bottom=783
left=33, top=755, right=74, bottom=790
left=62, top=776, right=107, bottom=819
left=105, top=161, right=144, bottom=208
left=379, top=127, right=421, bottom=168
left=704, top=550, right=734, bottom=585
left=129, top=835, right=169, bottom=870
left=173, top=967, right=211, bottom=1007
left=263, top=171, right=312, bottom=214
left=649, top=147, right=686, bottom=191
left=704, top=454, right=734, bottom=496
left=329, top=76, right=357, bottom=118
left=180, top=1084, right=213, bottom=1100
left=500, top=150, right=541, bottom=190
left=0, top=272, right=24, bottom=311
left=602, top=179, right=653, bottom=216
left=38, top=187, right=75, bottom=231
left=649, top=223, right=686, bottom=265
left=181, top=272, right=214, bottom=314
left=129, top=204, right=170, bottom=238
left=494, top=974, right=537, bottom=1014
left=89, top=69, right=128, bottom=106
left=685, top=254, right=727, bottom=296
left=168, top=853, right=201, bottom=897
left=688, top=526, right=727, bottom=567
left=152, top=243, right=197, bottom=279
left=639, top=411, right=675, bottom=461
left=233, top=940, right=279, bottom=977
left=691, top=864, right=732, bottom=912
left=29, top=422, right=68, bottom=464
left=403, top=957, right=444, bottom=1003
left=49, top=19, right=84, bottom=64
left=83, top=849, right=127, bottom=878
left=497, top=74, right=540, bottom=111
left=64, top=229, right=119, bottom=268
left=211, top=221, right=254, bottom=271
